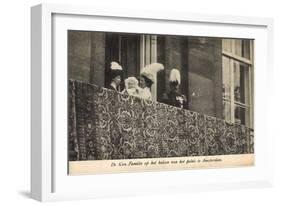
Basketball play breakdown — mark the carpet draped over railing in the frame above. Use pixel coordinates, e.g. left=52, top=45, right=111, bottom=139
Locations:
left=68, top=80, right=254, bottom=161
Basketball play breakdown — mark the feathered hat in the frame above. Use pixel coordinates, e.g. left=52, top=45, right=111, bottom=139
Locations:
left=169, top=68, right=181, bottom=85
left=140, top=63, right=164, bottom=83
left=110, top=61, right=123, bottom=79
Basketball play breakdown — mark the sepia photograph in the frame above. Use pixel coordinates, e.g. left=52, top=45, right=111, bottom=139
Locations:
left=67, top=30, right=254, bottom=175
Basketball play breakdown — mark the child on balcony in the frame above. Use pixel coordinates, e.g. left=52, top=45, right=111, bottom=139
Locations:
left=122, top=77, right=140, bottom=97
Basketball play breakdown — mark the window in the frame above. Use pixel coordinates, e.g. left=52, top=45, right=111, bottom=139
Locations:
left=105, top=33, right=159, bottom=99
left=222, top=39, right=254, bottom=128
left=140, top=34, right=158, bottom=101
left=105, top=33, right=141, bottom=89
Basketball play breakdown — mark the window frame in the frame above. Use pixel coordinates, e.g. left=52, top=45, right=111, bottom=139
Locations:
left=222, top=39, right=254, bottom=128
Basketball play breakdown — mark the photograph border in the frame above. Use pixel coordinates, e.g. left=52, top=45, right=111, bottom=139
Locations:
left=31, top=3, right=274, bottom=201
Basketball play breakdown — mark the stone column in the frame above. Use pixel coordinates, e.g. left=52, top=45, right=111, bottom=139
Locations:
left=68, top=31, right=91, bottom=83
left=89, top=32, right=106, bottom=86
left=187, top=37, right=223, bottom=118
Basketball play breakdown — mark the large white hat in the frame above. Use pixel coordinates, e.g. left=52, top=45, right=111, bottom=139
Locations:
left=169, top=68, right=181, bottom=85
left=110, top=61, right=123, bottom=79
left=110, top=61, right=122, bottom=71
left=140, top=63, right=164, bottom=83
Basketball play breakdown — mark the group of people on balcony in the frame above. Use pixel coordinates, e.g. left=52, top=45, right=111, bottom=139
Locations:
left=108, top=61, right=188, bottom=109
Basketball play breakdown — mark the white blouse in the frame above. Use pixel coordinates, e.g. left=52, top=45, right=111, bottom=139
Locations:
left=138, top=87, right=152, bottom=100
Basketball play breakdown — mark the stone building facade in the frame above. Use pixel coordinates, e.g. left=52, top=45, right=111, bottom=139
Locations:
left=68, top=31, right=253, bottom=127
left=68, top=31, right=226, bottom=119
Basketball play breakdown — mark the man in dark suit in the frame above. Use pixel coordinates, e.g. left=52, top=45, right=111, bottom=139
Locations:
left=162, top=68, right=188, bottom=109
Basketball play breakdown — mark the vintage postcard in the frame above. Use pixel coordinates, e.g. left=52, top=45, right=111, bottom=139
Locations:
left=67, top=31, right=254, bottom=175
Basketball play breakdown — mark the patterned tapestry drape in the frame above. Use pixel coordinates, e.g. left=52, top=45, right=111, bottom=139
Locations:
left=68, top=80, right=254, bottom=161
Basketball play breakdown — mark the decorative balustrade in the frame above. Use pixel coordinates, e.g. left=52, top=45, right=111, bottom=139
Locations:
left=68, top=80, right=254, bottom=161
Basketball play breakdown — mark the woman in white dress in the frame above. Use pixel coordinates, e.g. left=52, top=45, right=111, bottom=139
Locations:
left=138, top=63, right=164, bottom=100
left=139, top=74, right=153, bottom=100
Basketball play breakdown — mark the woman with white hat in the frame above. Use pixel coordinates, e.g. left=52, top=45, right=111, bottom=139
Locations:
left=108, top=61, right=123, bottom=92
left=138, top=63, right=164, bottom=100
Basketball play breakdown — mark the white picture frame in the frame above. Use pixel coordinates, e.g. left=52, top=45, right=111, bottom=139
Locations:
left=31, top=3, right=274, bottom=202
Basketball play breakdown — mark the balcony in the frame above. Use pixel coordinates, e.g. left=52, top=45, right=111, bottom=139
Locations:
left=68, top=80, right=254, bottom=161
